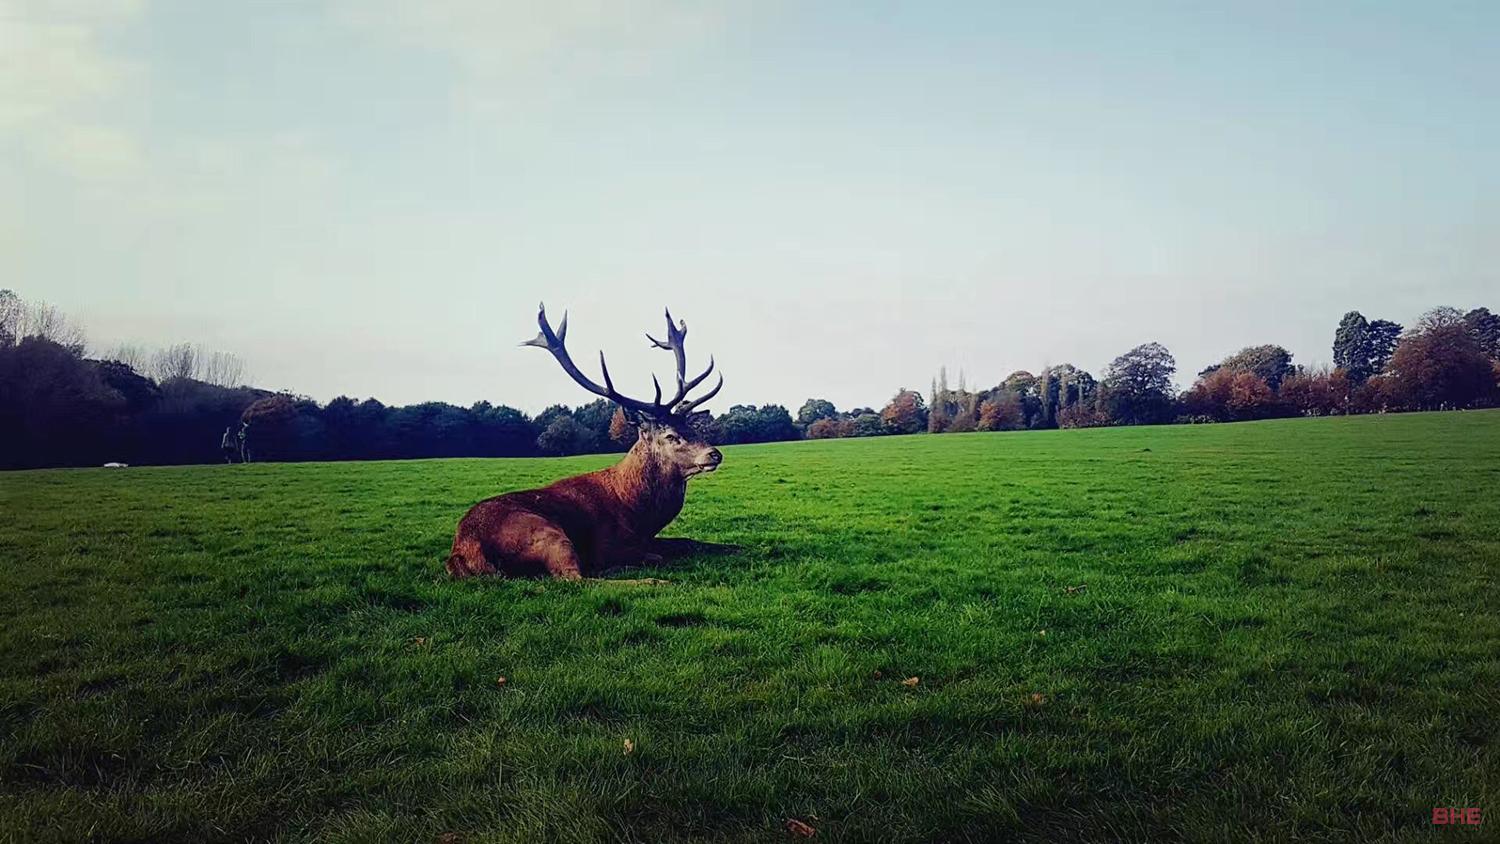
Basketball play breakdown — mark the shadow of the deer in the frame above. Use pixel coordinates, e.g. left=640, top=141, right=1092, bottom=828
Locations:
left=650, top=537, right=744, bottom=559
left=597, top=537, right=743, bottom=579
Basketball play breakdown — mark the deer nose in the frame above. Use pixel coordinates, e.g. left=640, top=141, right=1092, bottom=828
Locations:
left=707, top=448, right=723, bottom=464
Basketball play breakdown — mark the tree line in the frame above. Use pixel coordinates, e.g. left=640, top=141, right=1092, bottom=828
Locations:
left=800, top=305, right=1499, bottom=439
left=0, top=290, right=803, bottom=469
left=2, top=289, right=1496, bottom=469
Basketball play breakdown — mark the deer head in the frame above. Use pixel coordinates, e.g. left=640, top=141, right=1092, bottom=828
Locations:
left=523, top=304, right=724, bottom=477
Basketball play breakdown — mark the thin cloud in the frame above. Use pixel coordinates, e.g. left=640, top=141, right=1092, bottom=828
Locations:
left=0, top=0, right=146, bottom=178
left=334, top=0, right=743, bottom=115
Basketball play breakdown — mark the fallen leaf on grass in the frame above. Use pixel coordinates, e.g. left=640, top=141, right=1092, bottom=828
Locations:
left=623, top=738, right=635, bottom=755
left=411, top=637, right=429, bottom=647
left=871, top=670, right=883, bottom=680
left=495, top=676, right=507, bottom=687
left=1026, top=692, right=1047, bottom=708
left=901, top=676, right=920, bottom=687
left=436, top=834, right=464, bottom=844
left=1062, top=583, right=1087, bottom=595
left=785, top=818, right=817, bottom=838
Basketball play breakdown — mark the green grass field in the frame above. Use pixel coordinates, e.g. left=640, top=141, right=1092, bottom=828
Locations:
left=2, top=412, right=1497, bottom=842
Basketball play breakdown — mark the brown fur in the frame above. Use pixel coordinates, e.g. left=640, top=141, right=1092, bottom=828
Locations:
left=447, top=419, right=720, bottom=579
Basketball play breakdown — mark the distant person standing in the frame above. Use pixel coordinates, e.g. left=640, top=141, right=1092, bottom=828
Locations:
left=238, top=421, right=251, bottom=464
left=221, top=426, right=237, bottom=463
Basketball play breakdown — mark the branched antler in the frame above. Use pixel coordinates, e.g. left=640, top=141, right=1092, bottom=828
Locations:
left=524, top=303, right=723, bottom=419
left=645, top=307, right=721, bottom=414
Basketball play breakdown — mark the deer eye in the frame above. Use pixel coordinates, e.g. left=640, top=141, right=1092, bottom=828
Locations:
left=664, top=433, right=681, bottom=443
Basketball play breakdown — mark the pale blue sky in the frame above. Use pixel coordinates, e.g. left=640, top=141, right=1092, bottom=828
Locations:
left=7, top=1, right=1496, bottom=413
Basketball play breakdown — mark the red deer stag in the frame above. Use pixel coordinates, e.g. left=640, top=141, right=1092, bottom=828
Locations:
left=446, top=304, right=726, bottom=581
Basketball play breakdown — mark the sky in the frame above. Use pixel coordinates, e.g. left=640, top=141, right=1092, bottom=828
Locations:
left=6, top=1, right=1497, bottom=414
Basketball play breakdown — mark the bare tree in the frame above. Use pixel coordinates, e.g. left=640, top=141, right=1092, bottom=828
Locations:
left=1415, top=306, right=1465, bottom=332
left=201, top=350, right=246, bottom=387
left=150, top=343, right=199, bottom=382
left=0, top=289, right=20, bottom=347
left=140, top=342, right=248, bottom=385
left=21, top=300, right=87, bottom=353
left=0, top=291, right=88, bottom=352
left=106, top=343, right=149, bottom=371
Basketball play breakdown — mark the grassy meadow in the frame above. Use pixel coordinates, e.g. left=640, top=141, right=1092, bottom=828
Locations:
left=2, top=411, right=1498, bottom=842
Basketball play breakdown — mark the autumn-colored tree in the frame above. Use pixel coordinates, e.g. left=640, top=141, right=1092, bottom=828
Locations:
left=881, top=389, right=927, bottom=434
left=1326, top=368, right=1354, bottom=413
left=1182, top=369, right=1230, bottom=419
left=976, top=399, right=1001, bottom=431
left=1208, top=344, right=1295, bottom=390
left=1385, top=312, right=1498, bottom=409
left=240, top=394, right=306, bottom=461
left=1227, top=371, right=1278, bottom=417
left=1279, top=367, right=1349, bottom=416
left=1277, top=369, right=1312, bottom=414
left=975, top=391, right=1018, bottom=431
left=241, top=394, right=295, bottom=427
left=608, top=406, right=634, bottom=445
left=806, top=417, right=841, bottom=439
left=1349, top=374, right=1400, bottom=413
left=1183, top=369, right=1286, bottom=421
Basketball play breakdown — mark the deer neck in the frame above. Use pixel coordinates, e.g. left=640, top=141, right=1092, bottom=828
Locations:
left=606, top=442, right=687, bottom=535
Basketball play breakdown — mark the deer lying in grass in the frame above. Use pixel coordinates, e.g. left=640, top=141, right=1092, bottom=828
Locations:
left=446, top=304, right=728, bottom=581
